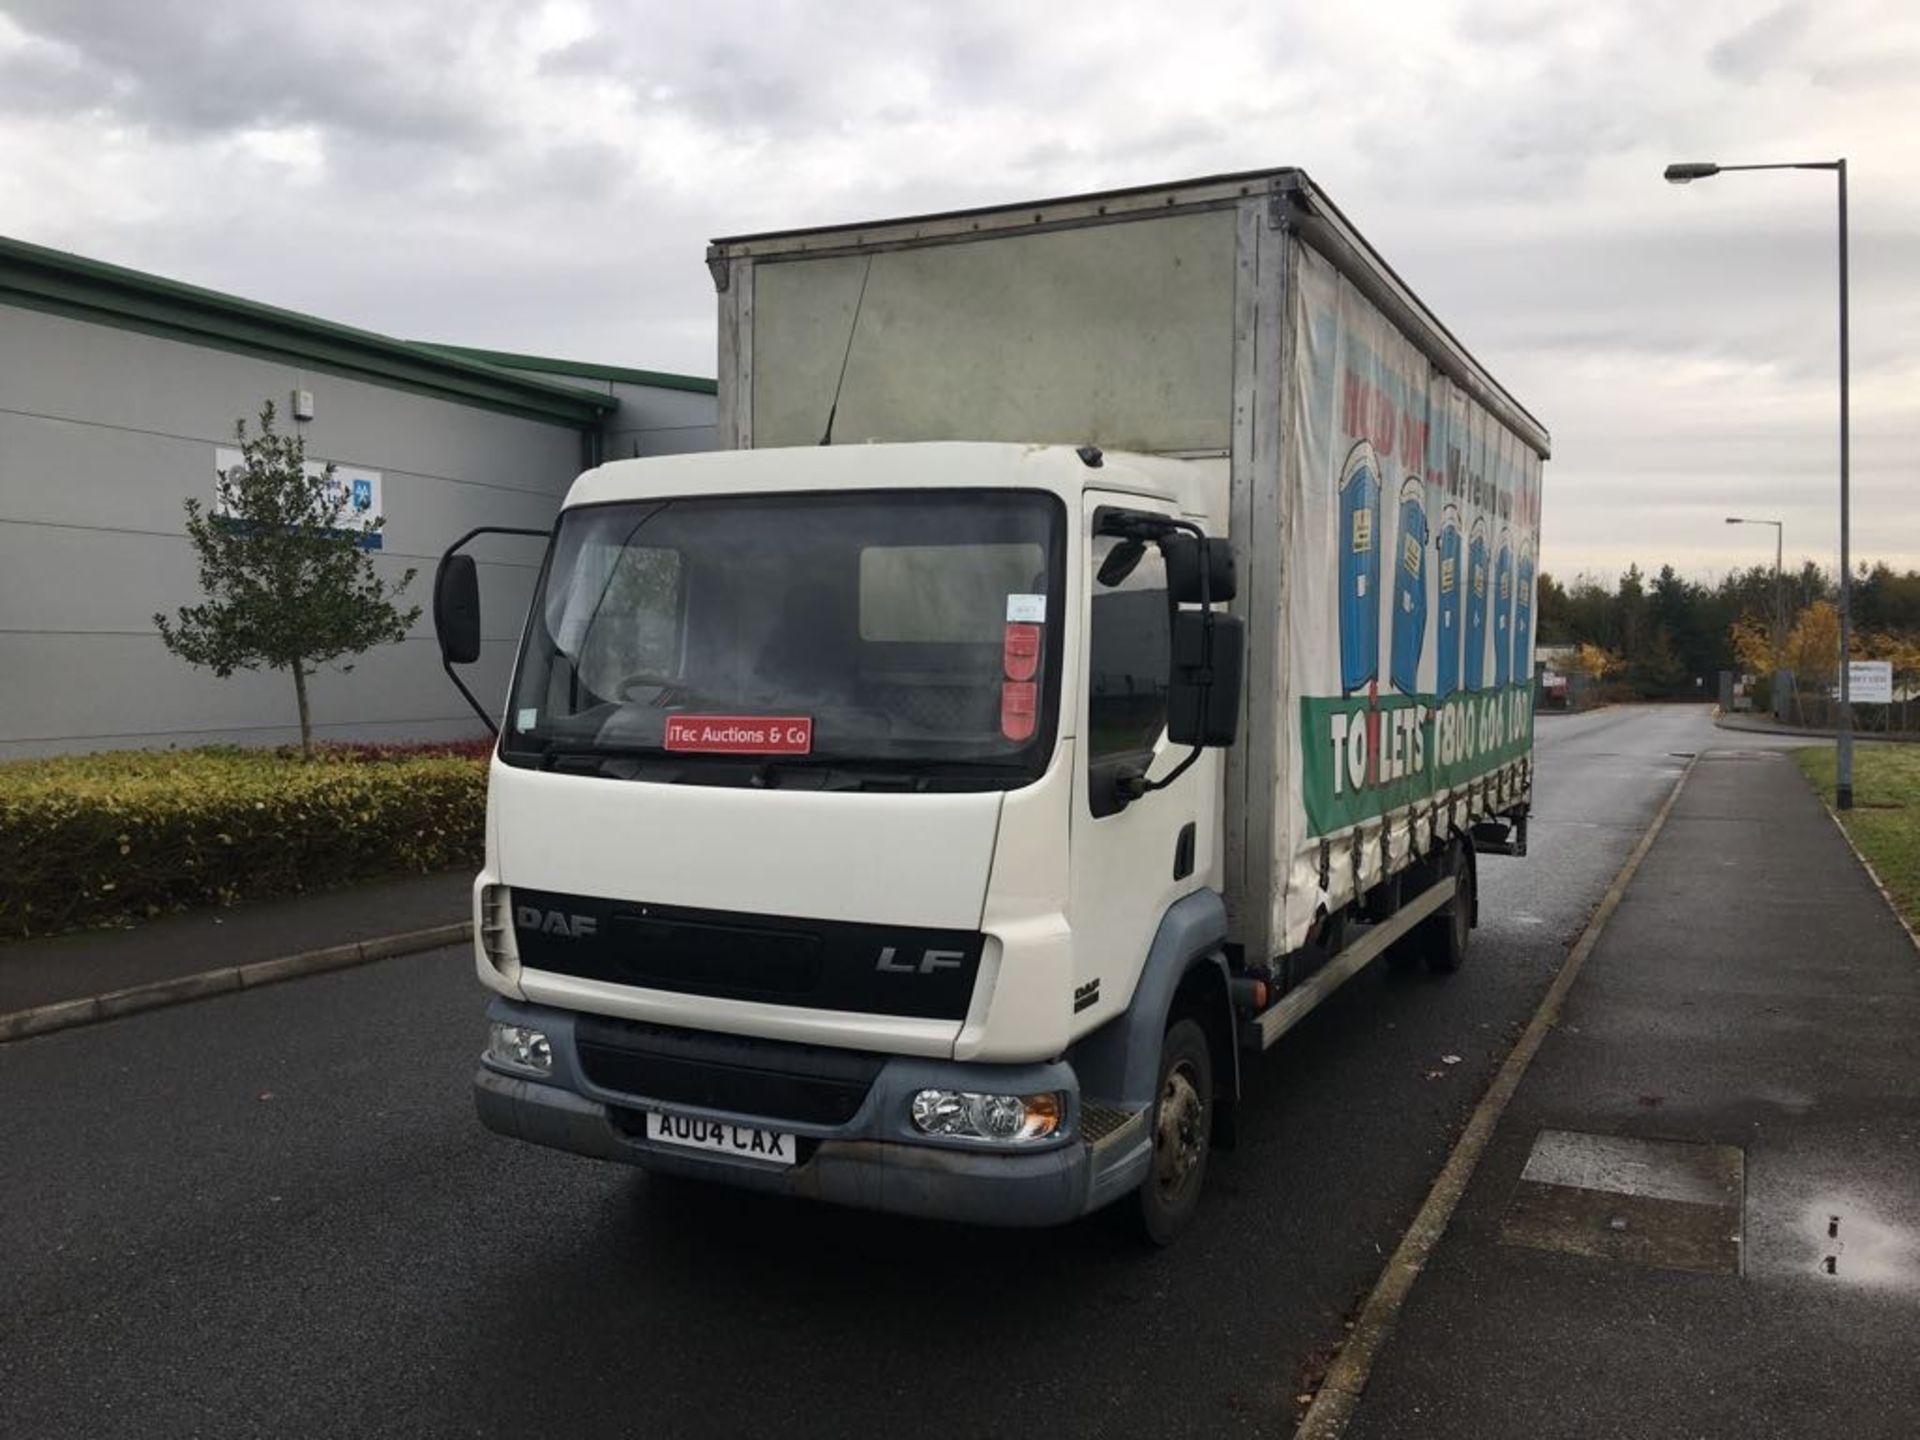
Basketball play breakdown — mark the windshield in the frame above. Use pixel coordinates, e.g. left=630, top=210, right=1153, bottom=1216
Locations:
left=502, top=489, right=1064, bottom=787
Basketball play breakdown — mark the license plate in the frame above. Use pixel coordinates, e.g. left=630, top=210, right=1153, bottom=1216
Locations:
left=646, top=1111, right=796, bottom=1167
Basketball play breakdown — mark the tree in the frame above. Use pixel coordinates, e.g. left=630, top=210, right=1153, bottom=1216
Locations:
left=1572, top=642, right=1625, bottom=682
left=156, top=402, right=420, bottom=758
left=1729, top=612, right=1780, bottom=679
left=1533, top=570, right=1573, bottom=645
left=1782, top=600, right=1842, bottom=689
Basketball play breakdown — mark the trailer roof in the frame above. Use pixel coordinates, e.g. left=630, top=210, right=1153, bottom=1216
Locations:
left=709, top=168, right=1549, bottom=460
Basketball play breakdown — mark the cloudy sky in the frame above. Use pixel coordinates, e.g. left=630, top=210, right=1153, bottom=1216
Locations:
left=2, top=0, right=1915, bottom=581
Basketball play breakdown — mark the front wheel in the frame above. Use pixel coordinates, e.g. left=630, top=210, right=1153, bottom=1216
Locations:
left=1131, top=1016, right=1213, bottom=1246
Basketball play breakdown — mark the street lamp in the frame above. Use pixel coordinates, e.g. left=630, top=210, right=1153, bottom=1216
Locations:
left=1727, top=516, right=1786, bottom=719
left=1665, top=158, right=1853, bottom=808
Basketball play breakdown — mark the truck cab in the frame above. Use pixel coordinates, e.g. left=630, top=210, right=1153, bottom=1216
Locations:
left=454, top=441, right=1244, bottom=1240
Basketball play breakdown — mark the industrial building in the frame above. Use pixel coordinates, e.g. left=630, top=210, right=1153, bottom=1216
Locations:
left=0, top=235, right=716, bottom=757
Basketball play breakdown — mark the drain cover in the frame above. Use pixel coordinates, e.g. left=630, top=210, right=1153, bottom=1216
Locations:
left=1501, top=1130, right=1745, bottom=1275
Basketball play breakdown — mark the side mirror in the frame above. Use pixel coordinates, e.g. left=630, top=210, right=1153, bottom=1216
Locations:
left=433, top=553, right=482, bottom=665
left=1162, top=534, right=1236, bottom=604
left=1167, top=611, right=1243, bottom=747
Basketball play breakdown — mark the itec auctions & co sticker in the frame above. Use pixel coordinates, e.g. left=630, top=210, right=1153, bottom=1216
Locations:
left=664, top=715, right=813, bottom=755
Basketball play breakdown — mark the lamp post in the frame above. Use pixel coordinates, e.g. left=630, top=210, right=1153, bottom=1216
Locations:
left=1666, top=159, right=1853, bottom=808
left=1727, top=516, right=1786, bottom=719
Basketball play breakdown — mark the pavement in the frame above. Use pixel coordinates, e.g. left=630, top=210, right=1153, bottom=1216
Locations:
left=0, top=870, right=471, bottom=1015
left=1344, top=746, right=1920, bottom=1438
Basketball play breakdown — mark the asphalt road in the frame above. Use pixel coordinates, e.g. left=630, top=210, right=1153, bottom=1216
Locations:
left=0, top=706, right=1754, bottom=1439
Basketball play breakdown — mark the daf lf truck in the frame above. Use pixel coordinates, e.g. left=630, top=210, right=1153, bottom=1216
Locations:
left=435, top=169, right=1549, bottom=1243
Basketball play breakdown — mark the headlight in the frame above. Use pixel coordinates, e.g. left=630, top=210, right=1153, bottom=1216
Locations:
left=486, top=1022, right=552, bottom=1077
left=909, top=1088, right=1062, bottom=1143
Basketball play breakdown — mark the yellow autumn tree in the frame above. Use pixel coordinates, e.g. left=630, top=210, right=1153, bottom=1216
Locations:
left=1573, top=642, right=1625, bottom=680
left=1783, top=600, right=1841, bottom=686
left=1728, top=612, right=1780, bottom=678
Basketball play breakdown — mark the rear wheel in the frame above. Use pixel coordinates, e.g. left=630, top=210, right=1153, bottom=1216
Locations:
left=1416, top=840, right=1473, bottom=974
left=1131, top=1017, right=1213, bottom=1246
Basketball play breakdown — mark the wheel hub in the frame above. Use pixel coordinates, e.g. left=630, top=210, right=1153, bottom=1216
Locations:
left=1153, top=1065, right=1206, bottom=1197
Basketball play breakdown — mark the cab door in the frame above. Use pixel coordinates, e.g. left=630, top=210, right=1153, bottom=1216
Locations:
left=1067, top=492, right=1212, bottom=1030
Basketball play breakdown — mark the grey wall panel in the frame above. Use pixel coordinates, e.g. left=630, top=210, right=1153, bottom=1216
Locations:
left=0, top=522, right=537, bottom=642
left=477, top=366, right=718, bottom=458
left=605, top=381, right=718, bottom=433
left=0, top=304, right=585, bottom=491
left=0, top=301, right=584, bottom=751
left=606, top=426, right=718, bottom=459
left=602, top=380, right=715, bottom=459
left=0, top=411, right=563, bottom=550
left=0, top=716, right=487, bottom=761
left=0, top=631, right=518, bottom=749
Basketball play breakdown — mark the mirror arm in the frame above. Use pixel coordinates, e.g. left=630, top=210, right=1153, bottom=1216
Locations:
left=1123, top=744, right=1205, bottom=801
left=436, top=525, right=551, bottom=737
left=441, top=649, right=499, bottom=738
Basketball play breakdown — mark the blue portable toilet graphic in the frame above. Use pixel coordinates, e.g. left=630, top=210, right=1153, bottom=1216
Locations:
left=1338, top=441, right=1382, bottom=694
left=1464, top=517, right=1489, bottom=692
left=1434, top=505, right=1463, bottom=701
left=1493, top=529, right=1514, bottom=690
left=1512, top=541, right=1535, bottom=685
left=1389, top=476, right=1428, bottom=697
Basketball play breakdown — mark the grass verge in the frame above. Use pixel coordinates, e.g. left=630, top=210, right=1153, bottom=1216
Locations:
left=1796, top=744, right=1920, bottom=931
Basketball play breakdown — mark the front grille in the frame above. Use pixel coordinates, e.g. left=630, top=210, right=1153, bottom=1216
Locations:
left=575, top=1013, right=885, bottom=1127
left=510, top=886, right=985, bottom=1021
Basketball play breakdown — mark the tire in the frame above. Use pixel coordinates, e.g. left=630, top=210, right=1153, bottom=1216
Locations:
left=1131, top=1016, right=1213, bottom=1246
left=1416, top=840, right=1473, bottom=975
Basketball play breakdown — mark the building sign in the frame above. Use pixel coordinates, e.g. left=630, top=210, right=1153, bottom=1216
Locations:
left=213, top=447, right=385, bottom=550
left=1849, top=660, right=1893, bottom=704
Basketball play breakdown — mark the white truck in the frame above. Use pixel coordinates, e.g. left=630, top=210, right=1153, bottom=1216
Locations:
left=435, top=169, right=1548, bottom=1243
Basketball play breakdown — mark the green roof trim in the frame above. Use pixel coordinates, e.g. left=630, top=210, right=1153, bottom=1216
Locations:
left=0, top=233, right=617, bottom=428
left=416, top=342, right=718, bottom=396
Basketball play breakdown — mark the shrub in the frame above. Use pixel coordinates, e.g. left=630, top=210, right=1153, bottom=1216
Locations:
left=0, top=747, right=489, bottom=941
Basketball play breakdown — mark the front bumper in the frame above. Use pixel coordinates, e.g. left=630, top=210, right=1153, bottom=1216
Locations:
left=474, top=999, right=1150, bottom=1228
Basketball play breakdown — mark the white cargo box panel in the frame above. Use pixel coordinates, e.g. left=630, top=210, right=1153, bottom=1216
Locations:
left=709, top=170, right=1549, bottom=968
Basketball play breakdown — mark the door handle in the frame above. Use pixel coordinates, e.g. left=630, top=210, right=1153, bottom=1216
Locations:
left=1173, top=822, right=1197, bottom=881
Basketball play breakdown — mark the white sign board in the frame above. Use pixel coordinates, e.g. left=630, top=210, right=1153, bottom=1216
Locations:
left=213, top=447, right=385, bottom=549
left=1849, top=659, right=1893, bottom=704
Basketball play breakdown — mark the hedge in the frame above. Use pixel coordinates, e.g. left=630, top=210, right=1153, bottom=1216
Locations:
left=0, top=743, right=490, bottom=941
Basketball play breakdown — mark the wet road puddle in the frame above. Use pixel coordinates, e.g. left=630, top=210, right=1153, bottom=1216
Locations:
left=1500, top=1129, right=1744, bottom=1275
left=1802, top=1200, right=1919, bottom=1288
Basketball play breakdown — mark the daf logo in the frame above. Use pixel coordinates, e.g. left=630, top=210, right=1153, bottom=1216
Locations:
left=875, top=946, right=965, bottom=976
left=517, top=906, right=598, bottom=939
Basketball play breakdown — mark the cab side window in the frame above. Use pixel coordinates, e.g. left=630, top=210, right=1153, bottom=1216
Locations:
left=1087, top=536, right=1171, bottom=771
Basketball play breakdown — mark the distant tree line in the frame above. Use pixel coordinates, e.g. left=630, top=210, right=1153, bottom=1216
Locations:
left=1534, top=561, right=1920, bottom=702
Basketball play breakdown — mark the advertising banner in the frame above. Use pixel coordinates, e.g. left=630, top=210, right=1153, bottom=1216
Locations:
left=1287, top=246, right=1544, bottom=844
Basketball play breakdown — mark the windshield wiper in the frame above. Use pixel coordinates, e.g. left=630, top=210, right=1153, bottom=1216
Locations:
left=517, top=745, right=1026, bottom=789
left=754, top=756, right=1029, bottom=791
left=533, top=744, right=664, bottom=776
